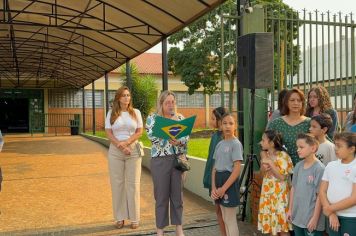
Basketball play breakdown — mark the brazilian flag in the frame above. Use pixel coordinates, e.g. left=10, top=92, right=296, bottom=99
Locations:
left=152, top=115, right=196, bottom=140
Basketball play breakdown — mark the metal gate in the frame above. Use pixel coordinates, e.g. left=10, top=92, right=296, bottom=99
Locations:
left=264, top=5, right=355, bottom=127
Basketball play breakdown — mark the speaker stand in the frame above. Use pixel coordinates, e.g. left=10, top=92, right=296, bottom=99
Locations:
left=238, top=88, right=261, bottom=221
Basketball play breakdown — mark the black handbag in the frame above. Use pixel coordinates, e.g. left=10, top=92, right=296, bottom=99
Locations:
left=174, top=154, right=190, bottom=172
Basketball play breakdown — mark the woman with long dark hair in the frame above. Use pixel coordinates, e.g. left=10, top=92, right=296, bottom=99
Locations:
left=105, top=86, right=143, bottom=229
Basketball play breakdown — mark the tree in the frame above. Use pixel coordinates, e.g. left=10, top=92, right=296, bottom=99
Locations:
left=259, top=0, right=301, bottom=89
left=168, top=0, right=237, bottom=100
left=168, top=46, right=220, bottom=95
left=168, top=0, right=301, bottom=109
left=120, top=64, right=157, bottom=122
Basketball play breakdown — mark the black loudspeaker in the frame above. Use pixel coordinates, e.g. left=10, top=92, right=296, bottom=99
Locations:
left=237, top=32, right=273, bottom=89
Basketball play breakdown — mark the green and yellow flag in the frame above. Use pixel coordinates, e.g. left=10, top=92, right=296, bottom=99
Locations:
left=152, top=115, right=196, bottom=140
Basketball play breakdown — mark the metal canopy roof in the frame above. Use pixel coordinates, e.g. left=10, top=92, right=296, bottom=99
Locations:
left=0, top=0, right=225, bottom=89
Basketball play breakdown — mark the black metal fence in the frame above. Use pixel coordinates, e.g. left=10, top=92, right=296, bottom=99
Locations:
left=265, top=7, right=355, bottom=127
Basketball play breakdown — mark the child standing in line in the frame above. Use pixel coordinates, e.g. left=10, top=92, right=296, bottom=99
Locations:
left=319, top=132, right=356, bottom=236
left=258, top=130, right=293, bottom=236
left=203, top=107, right=227, bottom=236
left=309, top=113, right=337, bottom=166
left=287, top=133, right=325, bottom=236
left=211, top=113, right=243, bottom=236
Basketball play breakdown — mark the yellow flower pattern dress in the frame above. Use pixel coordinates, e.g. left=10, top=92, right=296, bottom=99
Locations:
left=257, top=151, right=293, bottom=235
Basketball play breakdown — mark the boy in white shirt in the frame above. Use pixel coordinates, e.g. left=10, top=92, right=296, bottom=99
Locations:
left=309, top=113, right=337, bottom=166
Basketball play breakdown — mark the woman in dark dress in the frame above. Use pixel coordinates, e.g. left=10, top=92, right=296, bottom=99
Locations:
left=268, top=88, right=311, bottom=165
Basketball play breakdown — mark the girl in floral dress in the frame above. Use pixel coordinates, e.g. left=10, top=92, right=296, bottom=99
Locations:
left=258, top=130, right=293, bottom=236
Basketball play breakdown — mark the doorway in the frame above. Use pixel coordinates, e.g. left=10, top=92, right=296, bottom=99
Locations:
left=0, top=98, right=29, bottom=133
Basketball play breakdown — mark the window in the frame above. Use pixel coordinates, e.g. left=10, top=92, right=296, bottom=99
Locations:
left=49, top=89, right=104, bottom=108
left=108, top=90, right=116, bottom=103
left=49, top=89, right=82, bottom=108
left=175, top=91, right=205, bottom=108
left=85, top=90, right=104, bottom=108
left=209, top=92, right=236, bottom=108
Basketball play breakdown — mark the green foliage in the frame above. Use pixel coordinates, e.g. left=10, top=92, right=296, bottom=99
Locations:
left=168, top=0, right=237, bottom=96
left=121, top=64, right=157, bottom=122
left=254, top=0, right=302, bottom=88
left=168, top=46, right=220, bottom=95
left=168, top=0, right=302, bottom=96
left=130, top=75, right=157, bottom=121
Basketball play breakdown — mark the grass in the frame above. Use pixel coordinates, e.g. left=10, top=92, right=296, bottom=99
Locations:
left=84, top=130, right=210, bottom=159
left=187, top=138, right=210, bottom=159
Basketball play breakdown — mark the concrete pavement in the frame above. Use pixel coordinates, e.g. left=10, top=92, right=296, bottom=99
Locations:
left=0, top=135, right=261, bottom=236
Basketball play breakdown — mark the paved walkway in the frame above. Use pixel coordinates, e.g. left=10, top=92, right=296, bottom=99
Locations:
left=0, top=135, right=262, bottom=236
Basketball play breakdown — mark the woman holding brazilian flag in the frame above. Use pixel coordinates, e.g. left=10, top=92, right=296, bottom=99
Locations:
left=145, top=90, right=195, bottom=236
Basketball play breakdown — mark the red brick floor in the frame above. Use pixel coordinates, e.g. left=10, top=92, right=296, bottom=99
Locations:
left=0, top=135, right=226, bottom=235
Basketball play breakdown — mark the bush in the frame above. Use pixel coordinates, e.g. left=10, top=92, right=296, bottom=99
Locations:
left=130, top=75, right=157, bottom=122
left=121, top=64, right=157, bottom=122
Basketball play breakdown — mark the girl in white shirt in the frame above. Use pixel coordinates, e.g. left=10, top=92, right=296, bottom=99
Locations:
left=319, top=132, right=356, bottom=235
left=105, top=86, right=143, bottom=230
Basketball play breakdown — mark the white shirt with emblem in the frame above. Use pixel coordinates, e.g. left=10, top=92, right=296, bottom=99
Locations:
left=322, top=158, right=356, bottom=217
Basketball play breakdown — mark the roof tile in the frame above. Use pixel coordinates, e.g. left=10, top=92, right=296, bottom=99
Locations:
left=114, top=53, right=172, bottom=75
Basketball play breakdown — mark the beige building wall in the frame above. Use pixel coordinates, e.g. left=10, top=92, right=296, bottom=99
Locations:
left=83, top=71, right=236, bottom=128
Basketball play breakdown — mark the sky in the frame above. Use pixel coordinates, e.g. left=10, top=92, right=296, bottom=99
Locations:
left=146, top=0, right=356, bottom=53
left=283, top=0, right=355, bottom=14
